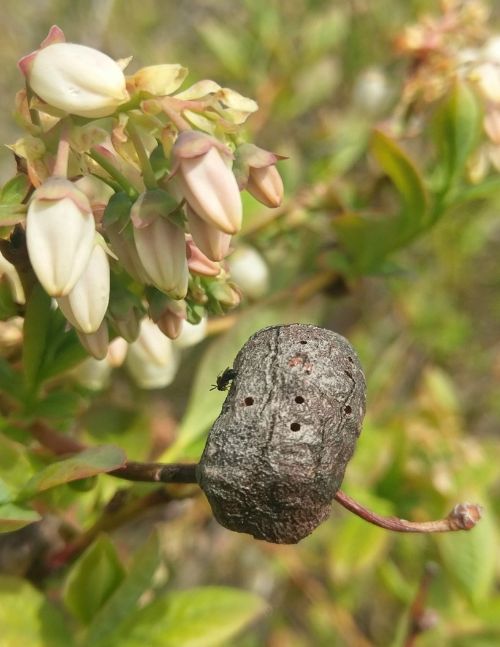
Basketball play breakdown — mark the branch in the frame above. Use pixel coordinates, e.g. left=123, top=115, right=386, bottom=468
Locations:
left=111, top=461, right=197, bottom=484
left=29, top=422, right=483, bottom=534
left=334, top=490, right=482, bottom=533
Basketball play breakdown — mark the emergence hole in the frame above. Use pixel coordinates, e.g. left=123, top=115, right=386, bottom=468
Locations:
left=295, top=395, right=305, bottom=404
left=348, top=356, right=353, bottom=363
left=344, top=405, right=352, bottom=414
left=290, top=422, right=301, bottom=431
left=244, top=397, right=254, bottom=406
left=300, top=340, right=307, bottom=344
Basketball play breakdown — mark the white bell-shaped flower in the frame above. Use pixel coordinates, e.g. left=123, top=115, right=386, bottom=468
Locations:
left=26, top=177, right=95, bottom=297
left=57, top=238, right=110, bottom=333
left=24, top=42, right=129, bottom=118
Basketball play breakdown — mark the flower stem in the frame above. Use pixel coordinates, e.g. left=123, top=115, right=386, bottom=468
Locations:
left=126, top=118, right=157, bottom=189
left=334, top=490, right=482, bottom=533
left=88, top=148, right=139, bottom=199
left=52, top=126, right=70, bottom=178
left=161, top=97, right=191, bottom=131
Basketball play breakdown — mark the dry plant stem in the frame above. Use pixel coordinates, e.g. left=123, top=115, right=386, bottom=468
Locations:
left=111, top=461, right=197, bottom=484
left=29, top=422, right=482, bottom=534
left=334, top=490, right=482, bottom=533
left=404, top=562, right=439, bottom=647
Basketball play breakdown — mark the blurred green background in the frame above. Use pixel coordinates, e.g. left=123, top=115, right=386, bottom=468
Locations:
left=1, top=1, right=500, bottom=646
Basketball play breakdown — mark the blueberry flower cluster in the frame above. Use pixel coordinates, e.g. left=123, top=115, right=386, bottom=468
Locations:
left=2, top=26, right=283, bottom=386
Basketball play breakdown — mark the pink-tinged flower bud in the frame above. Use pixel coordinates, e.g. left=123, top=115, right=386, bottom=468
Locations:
left=0, top=251, right=25, bottom=304
left=26, top=177, right=95, bottom=296
left=186, top=207, right=231, bottom=262
left=228, top=246, right=269, bottom=299
left=107, top=337, right=128, bottom=367
left=19, top=40, right=129, bottom=118
left=126, top=318, right=179, bottom=388
left=186, top=235, right=221, bottom=277
left=151, top=298, right=186, bottom=340
left=77, top=321, right=109, bottom=360
left=247, top=165, right=284, bottom=208
left=172, top=131, right=242, bottom=235
left=234, top=144, right=285, bottom=208
left=131, top=191, right=188, bottom=298
left=56, top=239, right=110, bottom=333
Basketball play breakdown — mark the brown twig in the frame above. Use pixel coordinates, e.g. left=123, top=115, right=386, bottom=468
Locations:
left=404, top=562, right=440, bottom=647
left=334, top=490, right=482, bottom=533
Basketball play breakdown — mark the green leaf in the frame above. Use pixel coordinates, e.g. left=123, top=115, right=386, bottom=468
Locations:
left=0, top=279, right=19, bottom=319
left=85, top=531, right=162, bottom=647
left=432, top=80, right=481, bottom=195
left=435, top=499, right=497, bottom=605
left=0, top=575, right=73, bottom=645
left=18, top=445, right=126, bottom=500
left=0, top=356, right=24, bottom=402
left=0, top=503, right=41, bottom=532
left=371, top=129, right=428, bottom=223
left=162, top=305, right=320, bottom=461
left=22, top=283, right=52, bottom=392
left=39, top=327, right=88, bottom=381
left=64, top=534, right=126, bottom=625
left=0, top=174, right=31, bottom=205
left=30, top=389, right=85, bottom=424
left=0, top=203, right=27, bottom=226
left=0, top=433, right=34, bottom=500
left=115, top=586, right=268, bottom=647
left=334, top=129, right=428, bottom=274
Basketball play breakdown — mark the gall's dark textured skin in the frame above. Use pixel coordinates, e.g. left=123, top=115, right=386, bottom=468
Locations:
left=197, top=324, right=367, bottom=544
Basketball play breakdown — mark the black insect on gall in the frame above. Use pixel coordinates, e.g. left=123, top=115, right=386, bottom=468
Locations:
left=210, top=367, right=237, bottom=391
left=197, top=323, right=367, bottom=544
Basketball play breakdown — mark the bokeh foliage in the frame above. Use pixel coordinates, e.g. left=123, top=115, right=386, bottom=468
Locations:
left=1, top=1, right=500, bottom=646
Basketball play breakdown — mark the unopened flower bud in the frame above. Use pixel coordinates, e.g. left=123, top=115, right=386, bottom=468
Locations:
left=155, top=300, right=186, bottom=340
left=234, top=144, right=284, bottom=208
left=126, top=318, right=179, bottom=388
left=73, top=357, right=112, bottom=391
left=186, top=207, right=231, bottom=262
left=484, top=110, right=500, bottom=145
left=131, top=190, right=188, bottom=298
left=57, top=238, right=110, bottom=333
left=19, top=36, right=129, bottom=118
left=172, top=131, right=242, bottom=234
left=470, top=63, right=500, bottom=104
left=228, top=246, right=269, bottom=299
left=127, top=64, right=187, bottom=96
left=353, top=68, right=391, bottom=115
left=77, top=321, right=109, bottom=360
left=186, top=235, right=221, bottom=277
left=108, top=298, right=143, bottom=343
left=0, top=251, right=25, bottom=304
left=26, top=177, right=95, bottom=296
left=174, top=317, right=207, bottom=349
left=208, top=280, right=242, bottom=310
left=107, top=336, right=128, bottom=367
